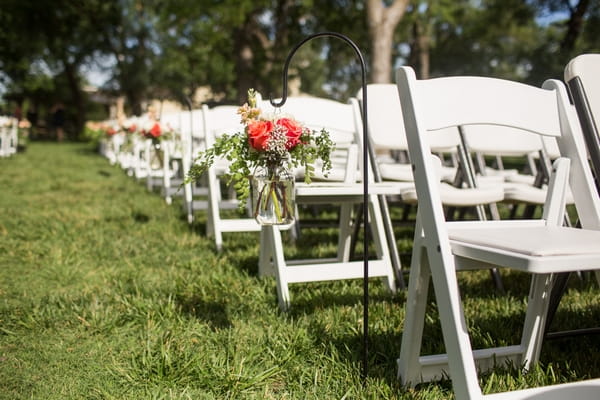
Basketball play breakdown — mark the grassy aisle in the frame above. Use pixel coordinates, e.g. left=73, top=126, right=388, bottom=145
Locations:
left=0, top=143, right=598, bottom=399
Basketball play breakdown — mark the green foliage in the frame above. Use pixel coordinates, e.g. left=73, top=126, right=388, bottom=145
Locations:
left=3, top=0, right=600, bottom=131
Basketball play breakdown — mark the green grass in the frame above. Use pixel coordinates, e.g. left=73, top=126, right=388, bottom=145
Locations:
left=0, top=142, right=598, bottom=399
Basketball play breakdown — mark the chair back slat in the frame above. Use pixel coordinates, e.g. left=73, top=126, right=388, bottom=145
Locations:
left=417, top=76, right=562, bottom=137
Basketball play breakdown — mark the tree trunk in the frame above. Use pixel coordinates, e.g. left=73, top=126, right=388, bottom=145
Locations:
left=234, top=27, right=258, bottom=105
left=367, top=0, right=410, bottom=83
left=560, top=0, right=590, bottom=53
left=63, top=60, right=85, bottom=140
left=409, top=19, right=431, bottom=79
left=234, top=11, right=274, bottom=104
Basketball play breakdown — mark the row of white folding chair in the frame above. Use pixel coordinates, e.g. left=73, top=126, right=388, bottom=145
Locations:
left=151, top=111, right=185, bottom=204
left=0, top=117, right=18, bottom=157
left=200, top=104, right=261, bottom=250
left=395, top=66, right=600, bottom=399
left=180, top=108, right=207, bottom=224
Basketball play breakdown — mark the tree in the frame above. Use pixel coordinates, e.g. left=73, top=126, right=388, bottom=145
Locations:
left=0, top=0, right=120, bottom=138
left=367, top=0, right=410, bottom=82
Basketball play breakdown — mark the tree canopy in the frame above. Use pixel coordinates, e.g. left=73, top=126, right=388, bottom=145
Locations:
left=1, top=0, right=599, bottom=138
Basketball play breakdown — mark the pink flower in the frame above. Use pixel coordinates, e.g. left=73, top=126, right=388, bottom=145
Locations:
left=277, top=117, right=303, bottom=150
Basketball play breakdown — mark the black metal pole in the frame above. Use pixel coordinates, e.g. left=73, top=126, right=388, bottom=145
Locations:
left=270, top=32, right=370, bottom=383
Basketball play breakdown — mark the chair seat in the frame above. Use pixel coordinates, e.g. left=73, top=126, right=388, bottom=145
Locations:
left=503, top=182, right=575, bottom=205
left=380, top=162, right=457, bottom=182
left=449, top=223, right=600, bottom=272
left=295, top=182, right=406, bottom=201
left=401, top=182, right=504, bottom=206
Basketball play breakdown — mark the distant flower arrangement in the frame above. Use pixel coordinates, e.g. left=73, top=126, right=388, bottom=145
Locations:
left=105, top=125, right=118, bottom=136
left=121, top=119, right=137, bottom=134
left=185, top=88, right=334, bottom=210
left=139, top=120, right=175, bottom=144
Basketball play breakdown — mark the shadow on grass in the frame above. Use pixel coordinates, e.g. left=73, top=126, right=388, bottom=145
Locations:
left=132, top=211, right=150, bottom=223
left=284, top=282, right=401, bottom=315
left=302, top=316, right=445, bottom=390
left=175, top=294, right=232, bottom=330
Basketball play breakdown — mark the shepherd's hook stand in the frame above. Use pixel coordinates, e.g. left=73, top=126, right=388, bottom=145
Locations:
left=270, top=31, right=373, bottom=383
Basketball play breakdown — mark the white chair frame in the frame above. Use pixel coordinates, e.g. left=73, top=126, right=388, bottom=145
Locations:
left=396, top=66, right=600, bottom=400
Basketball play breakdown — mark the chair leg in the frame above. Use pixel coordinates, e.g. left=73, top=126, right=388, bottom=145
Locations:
left=337, top=203, right=354, bottom=262
left=521, top=273, right=554, bottom=370
left=398, top=219, right=431, bottom=386
left=428, top=251, right=483, bottom=400
left=184, top=182, right=194, bottom=224
left=543, top=272, right=571, bottom=339
left=258, top=227, right=275, bottom=277
left=368, top=195, right=397, bottom=292
left=207, top=172, right=222, bottom=250
left=265, top=225, right=291, bottom=311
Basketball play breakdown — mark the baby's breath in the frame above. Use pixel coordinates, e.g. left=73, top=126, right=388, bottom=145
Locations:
left=264, top=125, right=288, bottom=162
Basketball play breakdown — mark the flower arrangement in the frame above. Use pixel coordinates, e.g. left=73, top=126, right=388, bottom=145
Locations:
left=140, top=120, right=175, bottom=143
left=121, top=119, right=137, bottom=134
left=105, top=125, right=118, bottom=136
left=140, top=121, right=163, bottom=141
left=186, top=89, right=335, bottom=216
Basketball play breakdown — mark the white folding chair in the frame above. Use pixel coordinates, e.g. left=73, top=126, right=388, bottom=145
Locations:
left=180, top=108, right=209, bottom=224
left=156, top=112, right=184, bottom=204
left=396, top=66, right=600, bottom=399
left=0, top=117, right=13, bottom=157
left=257, top=95, right=401, bottom=310
left=8, top=118, right=18, bottom=156
left=355, top=85, right=506, bottom=289
left=202, top=104, right=262, bottom=250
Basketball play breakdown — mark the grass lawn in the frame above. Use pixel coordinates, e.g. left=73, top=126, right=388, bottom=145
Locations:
left=0, top=142, right=598, bottom=399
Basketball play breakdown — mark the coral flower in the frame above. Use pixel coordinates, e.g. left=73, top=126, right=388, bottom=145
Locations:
left=247, top=119, right=274, bottom=151
left=149, top=122, right=161, bottom=138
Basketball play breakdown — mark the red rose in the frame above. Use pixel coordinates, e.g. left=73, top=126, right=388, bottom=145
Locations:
left=128, top=124, right=137, bottom=133
left=247, top=119, right=273, bottom=151
left=148, top=122, right=161, bottom=138
left=107, top=127, right=117, bottom=136
left=277, top=117, right=303, bottom=150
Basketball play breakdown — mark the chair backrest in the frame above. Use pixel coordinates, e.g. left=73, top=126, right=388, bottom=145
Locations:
left=396, top=65, right=600, bottom=235
left=261, top=95, right=360, bottom=182
left=565, top=54, right=600, bottom=195
left=202, top=104, right=243, bottom=147
left=160, top=112, right=180, bottom=131
left=356, top=83, right=460, bottom=153
left=461, top=125, right=544, bottom=156
left=261, top=96, right=356, bottom=146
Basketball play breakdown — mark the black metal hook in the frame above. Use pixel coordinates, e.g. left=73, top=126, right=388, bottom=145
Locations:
left=269, top=32, right=367, bottom=109
left=271, top=32, right=371, bottom=383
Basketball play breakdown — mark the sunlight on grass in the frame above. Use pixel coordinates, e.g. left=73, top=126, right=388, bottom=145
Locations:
left=0, top=143, right=598, bottom=399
